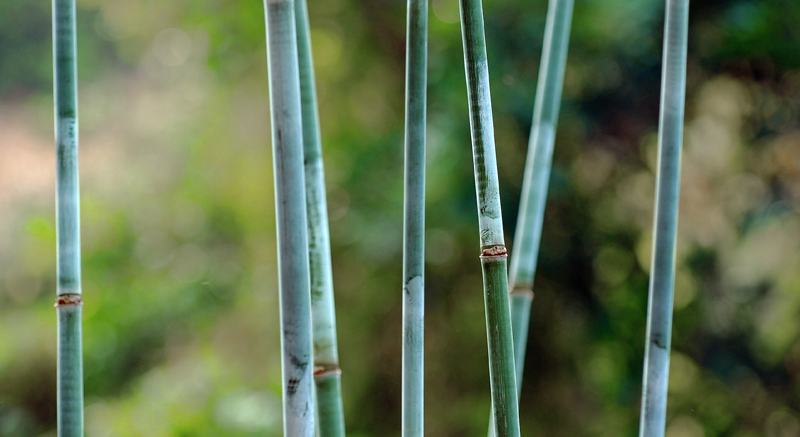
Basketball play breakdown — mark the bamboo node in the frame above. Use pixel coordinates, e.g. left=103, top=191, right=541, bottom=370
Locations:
left=313, top=365, right=343, bottom=378
left=510, top=288, right=534, bottom=300
left=54, top=294, right=83, bottom=307
left=480, top=245, right=507, bottom=258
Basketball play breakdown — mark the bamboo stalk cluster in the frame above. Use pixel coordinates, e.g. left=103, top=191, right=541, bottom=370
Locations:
left=263, top=0, right=346, bottom=435
left=53, top=0, right=689, bottom=435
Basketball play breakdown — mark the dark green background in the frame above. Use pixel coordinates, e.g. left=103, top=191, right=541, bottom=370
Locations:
left=1, top=0, right=799, bottom=435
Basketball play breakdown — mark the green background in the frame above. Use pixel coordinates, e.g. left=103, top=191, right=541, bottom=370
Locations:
left=1, top=0, right=799, bottom=435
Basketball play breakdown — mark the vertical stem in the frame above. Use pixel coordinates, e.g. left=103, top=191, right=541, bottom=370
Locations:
left=263, top=1, right=315, bottom=435
left=459, top=0, right=520, bottom=435
left=402, top=0, right=428, bottom=436
left=293, top=0, right=346, bottom=434
left=508, top=292, right=533, bottom=387
left=57, top=297, right=83, bottom=437
left=53, top=0, right=83, bottom=435
left=480, top=254, right=519, bottom=437
left=506, top=0, right=574, bottom=395
left=638, top=1, right=689, bottom=436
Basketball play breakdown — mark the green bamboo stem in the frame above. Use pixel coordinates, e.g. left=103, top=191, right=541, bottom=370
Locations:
left=402, top=0, right=428, bottom=436
left=488, top=3, right=574, bottom=430
left=263, top=1, right=315, bottom=435
left=508, top=292, right=533, bottom=385
left=293, top=0, right=346, bottom=434
left=506, top=0, right=573, bottom=385
left=53, top=0, right=84, bottom=435
left=314, top=372, right=344, bottom=435
left=56, top=296, right=83, bottom=437
left=459, top=0, right=520, bottom=435
left=638, top=1, right=689, bottom=436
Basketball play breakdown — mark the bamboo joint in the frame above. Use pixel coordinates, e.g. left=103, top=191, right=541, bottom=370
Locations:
left=509, top=289, right=534, bottom=300
left=55, top=294, right=83, bottom=307
left=313, top=364, right=343, bottom=378
left=480, top=245, right=508, bottom=259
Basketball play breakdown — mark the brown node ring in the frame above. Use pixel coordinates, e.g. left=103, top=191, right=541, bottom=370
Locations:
left=55, top=294, right=83, bottom=307
left=313, top=365, right=343, bottom=378
left=480, top=245, right=508, bottom=258
left=510, top=288, right=534, bottom=300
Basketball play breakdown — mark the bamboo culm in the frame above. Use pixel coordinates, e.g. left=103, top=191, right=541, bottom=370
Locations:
left=402, top=0, right=428, bottom=436
left=293, top=0, right=346, bottom=434
left=459, top=0, right=521, bottom=435
left=53, top=0, right=84, bottom=435
left=638, top=1, right=689, bottom=436
left=263, top=0, right=315, bottom=435
left=506, top=0, right=574, bottom=397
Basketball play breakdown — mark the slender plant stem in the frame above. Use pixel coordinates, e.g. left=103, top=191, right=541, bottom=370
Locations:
left=56, top=297, right=83, bottom=437
left=459, top=0, right=520, bottom=435
left=489, top=3, right=574, bottom=431
left=402, top=0, right=428, bottom=435
left=506, top=0, right=574, bottom=394
left=293, top=0, right=346, bottom=434
left=638, top=1, right=689, bottom=436
left=263, top=1, right=315, bottom=435
left=53, top=0, right=83, bottom=435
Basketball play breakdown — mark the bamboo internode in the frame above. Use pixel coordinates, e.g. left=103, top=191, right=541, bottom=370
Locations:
left=459, top=0, right=521, bottom=434
left=639, top=1, right=690, bottom=436
left=402, top=1, right=428, bottom=435
left=53, top=0, right=84, bottom=435
left=263, top=0, right=316, bottom=435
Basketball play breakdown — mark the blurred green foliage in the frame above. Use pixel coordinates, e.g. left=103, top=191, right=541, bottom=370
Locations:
left=1, top=0, right=799, bottom=435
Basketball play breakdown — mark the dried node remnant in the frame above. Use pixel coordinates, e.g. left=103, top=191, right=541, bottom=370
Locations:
left=313, top=364, right=343, bottom=379
left=55, top=294, right=83, bottom=307
left=481, top=245, right=508, bottom=258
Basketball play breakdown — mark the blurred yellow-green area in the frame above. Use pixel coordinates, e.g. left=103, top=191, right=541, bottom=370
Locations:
left=1, top=0, right=800, bottom=435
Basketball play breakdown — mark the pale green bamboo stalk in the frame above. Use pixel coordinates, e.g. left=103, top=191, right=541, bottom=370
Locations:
left=53, top=0, right=84, bottom=435
left=402, top=0, right=428, bottom=436
left=263, top=1, right=315, bottom=435
left=293, top=0, right=346, bottom=435
left=459, top=0, right=520, bottom=435
left=503, top=0, right=574, bottom=408
left=638, top=1, right=689, bottom=436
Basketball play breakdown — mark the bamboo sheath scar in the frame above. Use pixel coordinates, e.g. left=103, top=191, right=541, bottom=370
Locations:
left=459, top=0, right=521, bottom=435
left=639, top=1, right=689, bottom=436
left=402, top=0, right=428, bottom=436
left=294, top=0, right=346, bottom=434
left=264, top=0, right=315, bottom=435
left=54, top=0, right=84, bottom=435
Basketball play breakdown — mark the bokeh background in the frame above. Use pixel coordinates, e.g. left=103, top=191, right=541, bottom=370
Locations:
left=1, top=0, right=800, bottom=435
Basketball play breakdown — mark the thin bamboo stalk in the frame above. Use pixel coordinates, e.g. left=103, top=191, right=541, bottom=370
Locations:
left=263, top=1, right=315, bottom=435
left=402, top=0, right=428, bottom=436
left=459, top=0, right=520, bottom=435
left=638, top=1, right=689, bottom=436
left=506, top=0, right=574, bottom=393
left=53, top=0, right=84, bottom=435
left=293, top=0, right=346, bottom=435
left=488, top=5, right=574, bottom=432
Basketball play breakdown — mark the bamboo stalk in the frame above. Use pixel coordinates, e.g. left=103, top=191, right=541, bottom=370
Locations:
left=638, top=1, right=689, bottom=436
left=53, top=0, right=84, bottom=435
left=506, top=0, right=574, bottom=393
left=293, top=0, right=346, bottom=434
left=458, top=0, right=520, bottom=435
left=263, top=1, right=315, bottom=435
left=402, top=0, right=428, bottom=436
